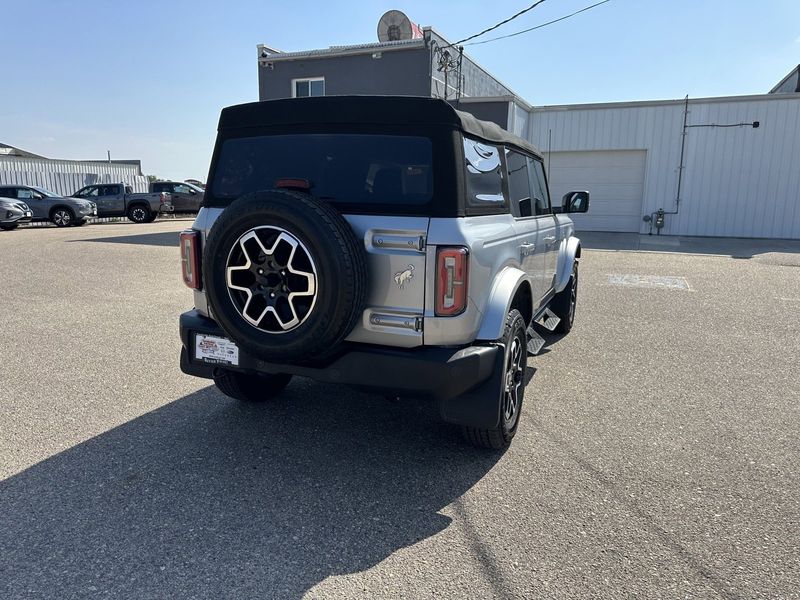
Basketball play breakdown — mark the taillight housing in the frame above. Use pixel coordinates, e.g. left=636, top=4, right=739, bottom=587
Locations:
left=435, top=247, right=469, bottom=316
left=180, top=229, right=201, bottom=289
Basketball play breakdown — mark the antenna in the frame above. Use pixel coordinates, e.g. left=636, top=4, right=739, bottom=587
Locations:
left=377, top=10, right=423, bottom=42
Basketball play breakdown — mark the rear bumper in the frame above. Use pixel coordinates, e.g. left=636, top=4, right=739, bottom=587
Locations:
left=179, top=309, right=505, bottom=428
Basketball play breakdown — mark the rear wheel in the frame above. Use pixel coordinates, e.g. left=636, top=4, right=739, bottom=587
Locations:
left=462, top=309, right=528, bottom=450
left=212, top=369, right=292, bottom=402
left=127, top=205, right=151, bottom=224
left=51, top=208, right=74, bottom=227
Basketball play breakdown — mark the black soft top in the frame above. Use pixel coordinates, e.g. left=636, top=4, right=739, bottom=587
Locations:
left=218, top=96, right=542, bottom=158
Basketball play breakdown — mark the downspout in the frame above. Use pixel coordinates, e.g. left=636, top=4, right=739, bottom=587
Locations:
left=647, top=95, right=688, bottom=235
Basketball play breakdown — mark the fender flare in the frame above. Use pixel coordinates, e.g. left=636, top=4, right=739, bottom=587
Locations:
left=476, top=266, right=529, bottom=341
left=554, top=236, right=581, bottom=293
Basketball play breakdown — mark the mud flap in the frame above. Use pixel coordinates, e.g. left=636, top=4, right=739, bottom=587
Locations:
left=439, top=344, right=505, bottom=429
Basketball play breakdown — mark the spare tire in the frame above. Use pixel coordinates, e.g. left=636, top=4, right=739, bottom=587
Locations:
left=203, top=190, right=367, bottom=364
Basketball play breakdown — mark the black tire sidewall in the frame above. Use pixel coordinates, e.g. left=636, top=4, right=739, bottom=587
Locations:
left=52, top=208, right=74, bottom=227
left=128, top=205, right=150, bottom=223
left=203, top=190, right=366, bottom=364
left=502, top=309, right=527, bottom=437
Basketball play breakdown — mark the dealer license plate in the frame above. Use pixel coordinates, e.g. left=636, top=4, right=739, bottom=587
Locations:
left=194, top=334, right=239, bottom=366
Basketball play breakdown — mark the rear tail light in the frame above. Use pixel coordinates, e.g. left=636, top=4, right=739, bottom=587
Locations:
left=435, top=247, right=469, bottom=316
left=180, top=230, right=201, bottom=289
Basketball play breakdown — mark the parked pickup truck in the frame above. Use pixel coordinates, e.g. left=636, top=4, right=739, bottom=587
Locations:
left=178, top=96, right=589, bottom=450
left=73, top=183, right=172, bottom=223
left=150, top=181, right=204, bottom=214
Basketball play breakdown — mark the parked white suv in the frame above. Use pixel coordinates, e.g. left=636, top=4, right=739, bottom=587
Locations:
left=178, top=96, right=589, bottom=449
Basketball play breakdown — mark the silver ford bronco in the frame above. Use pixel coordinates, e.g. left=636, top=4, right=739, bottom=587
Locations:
left=178, top=96, right=589, bottom=449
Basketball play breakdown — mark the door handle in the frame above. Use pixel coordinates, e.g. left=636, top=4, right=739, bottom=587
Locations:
left=520, top=242, right=535, bottom=257
left=543, top=236, right=556, bottom=243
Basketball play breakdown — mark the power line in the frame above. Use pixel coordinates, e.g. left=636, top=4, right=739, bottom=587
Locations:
left=464, top=0, right=613, bottom=46
left=448, top=0, right=548, bottom=47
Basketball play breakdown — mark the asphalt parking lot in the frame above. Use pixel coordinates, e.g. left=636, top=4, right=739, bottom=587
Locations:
left=1, top=221, right=798, bottom=599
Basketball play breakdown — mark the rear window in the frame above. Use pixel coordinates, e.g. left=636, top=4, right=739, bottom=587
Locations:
left=210, top=134, right=433, bottom=206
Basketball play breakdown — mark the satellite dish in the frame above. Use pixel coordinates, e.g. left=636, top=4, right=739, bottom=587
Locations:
left=377, top=10, right=422, bottom=42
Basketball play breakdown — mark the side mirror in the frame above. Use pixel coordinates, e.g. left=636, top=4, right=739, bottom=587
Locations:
left=518, top=197, right=532, bottom=218
left=562, top=191, right=590, bottom=213
left=33, top=193, right=45, bottom=200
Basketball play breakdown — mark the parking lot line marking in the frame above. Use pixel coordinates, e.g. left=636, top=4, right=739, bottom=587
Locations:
left=607, top=274, right=692, bottom=291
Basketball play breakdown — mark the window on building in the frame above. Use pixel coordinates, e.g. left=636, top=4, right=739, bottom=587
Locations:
left=293, top=78, right=325, bottom=98
left=506, top=149, right=532, bottom=217
left=463, top=137, right=506, bottom=210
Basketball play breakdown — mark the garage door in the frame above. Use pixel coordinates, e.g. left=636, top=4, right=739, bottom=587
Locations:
left=545, top=150, right=646, bottom=232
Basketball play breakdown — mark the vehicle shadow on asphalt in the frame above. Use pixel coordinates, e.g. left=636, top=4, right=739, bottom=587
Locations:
left=72, top=231, right=180, bottom=247
left=0, top=382, right=501, bottom=598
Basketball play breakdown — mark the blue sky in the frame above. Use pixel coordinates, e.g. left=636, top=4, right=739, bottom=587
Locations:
left=1, top=0, right=798, bottom=180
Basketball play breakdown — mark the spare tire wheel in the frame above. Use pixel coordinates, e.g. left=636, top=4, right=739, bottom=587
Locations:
left=203, top=190, right=368, bottom=364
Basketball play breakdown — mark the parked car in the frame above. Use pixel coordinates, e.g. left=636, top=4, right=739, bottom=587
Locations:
left=177, top=96, right=589, bottom=450
left=72, top=183, right=172, bottom=223
left=0, top=198, right=33, bottom=230
left=150, top=181, right=203, bottom=213
left=0, top=185, right=96, bottom=227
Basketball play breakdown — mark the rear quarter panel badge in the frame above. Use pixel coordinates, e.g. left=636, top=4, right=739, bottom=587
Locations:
left=393, top=264, right=415, bottom=288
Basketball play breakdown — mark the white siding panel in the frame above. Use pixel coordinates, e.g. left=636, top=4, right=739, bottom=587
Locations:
left=531, top=95, right=800, bottom=239
left=0, top=156, right=147, bottom=196
left=546, top=150, right=646, bottom=232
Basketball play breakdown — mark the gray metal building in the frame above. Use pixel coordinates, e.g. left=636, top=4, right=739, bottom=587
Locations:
left=530, top=92, right=800, bottom=239
left=257, top=27, right=531, bottom=139
left=0, top=143, right=149, bottom=196
left=256, top=20, right=800, bottom=239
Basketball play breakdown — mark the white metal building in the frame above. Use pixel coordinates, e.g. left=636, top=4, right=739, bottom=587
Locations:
left=0, top=143, right=149, bottom=196
left=529, top=93, right=800, bottom=239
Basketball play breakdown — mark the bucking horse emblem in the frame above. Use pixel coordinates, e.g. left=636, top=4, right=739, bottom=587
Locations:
left=394, top=264, right=415, bottom=289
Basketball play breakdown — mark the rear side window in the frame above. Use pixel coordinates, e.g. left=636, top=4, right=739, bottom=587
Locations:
left=152, top=182, right=171, bottom=193
left=211, top=134, right=433, bottom=207
left=463, top=137, right=506, bottom=210
left=529, top=159, right=551, bottom=215
left=506, top=149, right=532, bottom=217
left=0, top=188, right=16, bottom=198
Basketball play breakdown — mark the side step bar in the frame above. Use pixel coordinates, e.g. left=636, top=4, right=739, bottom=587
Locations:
left=526, top=308, right=561, bottom=355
